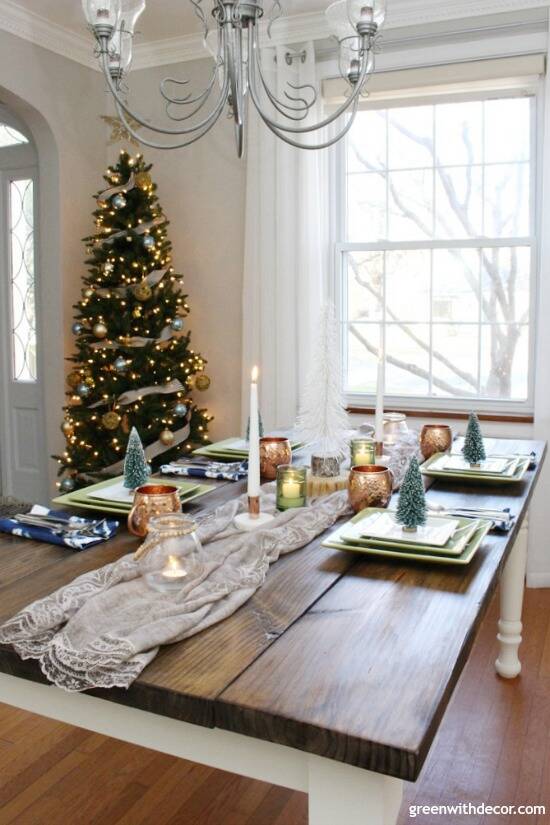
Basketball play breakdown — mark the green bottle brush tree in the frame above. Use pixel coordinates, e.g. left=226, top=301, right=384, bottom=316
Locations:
left=462, top=412, right=486, bottom=467
left=396, top=456, right=427, bottom=533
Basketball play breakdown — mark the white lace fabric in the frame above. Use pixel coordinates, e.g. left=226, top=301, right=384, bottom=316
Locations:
left=0, top=489, right=351, bottom=693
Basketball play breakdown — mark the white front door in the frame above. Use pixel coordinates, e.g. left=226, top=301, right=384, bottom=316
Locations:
left=0, top=109, right=47, bottom=502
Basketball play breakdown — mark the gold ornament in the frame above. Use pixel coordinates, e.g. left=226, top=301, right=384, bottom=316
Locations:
left=135, top=171, right=152, bottom=190
left=84, top=376, right=95, bottom=387
left=83, top=288, right=94, bottom=299
left=133, top=307, right=142, bottom=318
left=194, top=373, right=211, bottom=392
left=102, top=411, right=122, bottom=430
left=61, top=420, right=74, bottom=436
left=93, top=322, right=108, bottom=339
left=159, top=428, right=175, bottom=446
left=67, top=370, right=81, bottom=389
left=134, top=281, right=152, bottom=302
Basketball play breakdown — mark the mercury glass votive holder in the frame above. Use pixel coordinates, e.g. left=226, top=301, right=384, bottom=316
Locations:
left=348, top=465, right=394, bottom=514
left=420, top=424, right=453, bottom=460
left=350, top=437, right=376, bottom=467
left=276, top=465, right=307, bottom=511
left=260, top=436, right=292, bottom=480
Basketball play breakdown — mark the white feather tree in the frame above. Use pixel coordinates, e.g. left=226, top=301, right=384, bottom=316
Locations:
left=296, top=302, right=349, bottom=456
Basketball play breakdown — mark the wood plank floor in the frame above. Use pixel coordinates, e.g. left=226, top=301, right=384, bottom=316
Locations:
left=0, top=587, right=549, bottom=825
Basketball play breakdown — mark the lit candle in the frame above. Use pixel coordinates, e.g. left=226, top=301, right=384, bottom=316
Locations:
left=247, top=366, right=261, bottom=502
left=374, top=326, right=385, bottom=444
left=281, top=479, right=301, bottom=499
left=161, top=554, right=186, bottom=581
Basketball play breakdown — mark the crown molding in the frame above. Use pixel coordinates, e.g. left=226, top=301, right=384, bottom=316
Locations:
left=0, top=0, right=549, bottom=71
left=0, top=0, right=95, bottom=69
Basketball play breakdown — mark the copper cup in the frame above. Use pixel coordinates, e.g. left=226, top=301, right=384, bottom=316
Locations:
left=128, top=484, right=182, bottom=538
left=420, top=424, right=453, bottom=460
left=260, top=437, right=292, bottom=480
left=348, top=465, right=394, bottom=514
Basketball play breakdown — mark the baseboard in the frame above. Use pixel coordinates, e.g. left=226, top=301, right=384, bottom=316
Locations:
left=526, top=572, right=550, bottom=589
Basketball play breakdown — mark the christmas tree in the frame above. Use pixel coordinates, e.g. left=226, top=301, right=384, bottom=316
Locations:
left=56, top=150, right=212, bottom=492
left=296, top=302, right=349, bottom=456
left=124, top=428, right=150, bottom=490
left=396, top=457, right=426, bottom=532
left=462, top=412, right=486, bottom=466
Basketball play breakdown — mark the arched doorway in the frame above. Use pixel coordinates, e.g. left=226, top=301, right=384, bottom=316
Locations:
left=0, top=103, right=47, bottom=501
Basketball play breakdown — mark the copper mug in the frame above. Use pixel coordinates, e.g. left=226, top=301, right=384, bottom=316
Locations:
left=348, top=465, right=394, bottom=514
left=260, top=437, right=292, bottom=480
left=420, top=424, right=453, bottom=460
left=128, top=484, right=182, bottom=538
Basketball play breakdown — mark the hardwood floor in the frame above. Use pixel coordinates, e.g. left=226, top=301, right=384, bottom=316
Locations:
left=0, top=587, right=549, bottom=825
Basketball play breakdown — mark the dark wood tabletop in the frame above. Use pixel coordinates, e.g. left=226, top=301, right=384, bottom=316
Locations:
left=0, top=437, right=545, bottom=782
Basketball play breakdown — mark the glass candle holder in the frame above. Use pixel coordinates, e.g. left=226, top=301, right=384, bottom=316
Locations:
left=350, top=437, right=376, bottom=467
left=383, top=413, right=408, bottom=445
left=137, top=513, right=202, bottom=593
left=260, top=437, right=292, bottom=480
left=276, top=465, right=307, bottom=511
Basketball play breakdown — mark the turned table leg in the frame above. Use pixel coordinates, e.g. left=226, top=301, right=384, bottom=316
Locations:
left=307, top=754, right=403, bottom=825
left=495, top=513, right=529, bottom=679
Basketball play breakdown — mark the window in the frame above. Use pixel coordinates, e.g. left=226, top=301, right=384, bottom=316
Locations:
left=335, top=91, right=535, bottom=412
left=9, top=178, right=37, bottom=382
left=0, top=125, right=28, bottom=148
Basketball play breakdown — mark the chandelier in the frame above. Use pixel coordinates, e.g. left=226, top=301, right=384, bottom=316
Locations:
left=82, top=0, right=386, bottom=156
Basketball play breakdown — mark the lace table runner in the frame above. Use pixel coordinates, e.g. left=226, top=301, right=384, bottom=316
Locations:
left=0, top=488, right=350, bottom=693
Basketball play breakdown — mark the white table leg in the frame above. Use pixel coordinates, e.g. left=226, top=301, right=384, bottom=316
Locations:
left=495, top=512, right=528, bottom=679
left=308, top=754, right=403, bottom=825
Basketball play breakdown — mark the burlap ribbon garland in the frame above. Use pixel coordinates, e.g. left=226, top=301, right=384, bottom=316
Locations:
left=97, top=173, right=136, bottom=204
left=100, top=216, right=164, bottom=247
left=96, top=268, right=168, bottom=298
left=89, top=379, right=186, bottom=410
left=90, top=324, right=176, bottom=351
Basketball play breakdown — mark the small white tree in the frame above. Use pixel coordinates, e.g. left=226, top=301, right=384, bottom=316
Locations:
left=296, top=302, right=349, bottom=456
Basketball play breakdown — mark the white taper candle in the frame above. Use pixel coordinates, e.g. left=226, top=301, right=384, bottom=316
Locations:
left=247, top=366, right=261, bottom=499
left=374, top=327, right=385, bottom=443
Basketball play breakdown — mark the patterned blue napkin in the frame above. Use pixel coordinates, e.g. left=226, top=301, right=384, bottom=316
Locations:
left=161, top=461, right=248, bottom=482
left=0, top=506, right=119, bottom=551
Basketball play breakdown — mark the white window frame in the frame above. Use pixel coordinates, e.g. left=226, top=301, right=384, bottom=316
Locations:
left=331, top=84, right=540, bottom=417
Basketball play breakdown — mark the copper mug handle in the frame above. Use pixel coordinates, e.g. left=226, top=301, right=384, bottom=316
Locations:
left=128, top=502, right=147, bottom=537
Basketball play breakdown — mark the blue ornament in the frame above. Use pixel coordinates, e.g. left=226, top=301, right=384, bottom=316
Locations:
left=143, top=235, right=155, bottom=249
left=114, top=356, right=128, bottom=373
left=171, top=318, right=184, bottom=332
left=60, top=477, right=75, bottom=493
left=174, top=403, right=187, bottom=417
left=112, top=193, right=127, bottom=210
left=76, top=382, right=90, bottom=398
left=72, top=322, right=83, bottom=335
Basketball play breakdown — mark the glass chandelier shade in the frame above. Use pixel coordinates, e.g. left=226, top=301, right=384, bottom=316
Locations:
left=83, top=0, right=387, bottom=156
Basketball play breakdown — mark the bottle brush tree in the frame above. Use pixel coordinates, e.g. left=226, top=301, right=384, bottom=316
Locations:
left=55, top=150, right=212, bottom=493
left=123, top=427, right=150, bottom=490
left=396, top=457, right=427, bottom=532
left=462, top=412, right=486, bottom=467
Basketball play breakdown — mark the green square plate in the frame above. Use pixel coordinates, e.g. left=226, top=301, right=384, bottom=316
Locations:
left=194, top=437, right=305, bottom=461
left=322, top=508, right=492, bottom=565
left=340, top=509, right=481, bottom=557
left=52, top=476, right=214, bottom=515
left=420, top=453, right=530, bottom=484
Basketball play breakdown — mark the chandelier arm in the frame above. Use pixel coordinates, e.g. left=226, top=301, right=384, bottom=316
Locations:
left=159, top=29, right=223, bottom=108
left=255, top=95, right=360, bottom=150
left=113, top=98, right=224, bottom=150
left=249, top=26, right=370, bottom=135
left=163, top=77, right=221, bottom=123
left=255, top=60, right=314, bottom=121
left=99, top=38, right=230, bottom=136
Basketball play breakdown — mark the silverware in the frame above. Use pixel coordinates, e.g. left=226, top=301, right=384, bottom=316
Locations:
left=426, top=502, right=513, bottom=523
left=14, top=514, right=104, bottom=535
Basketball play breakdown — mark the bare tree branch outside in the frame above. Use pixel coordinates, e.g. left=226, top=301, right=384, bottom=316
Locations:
left=341, top=95, right=532, bottom=404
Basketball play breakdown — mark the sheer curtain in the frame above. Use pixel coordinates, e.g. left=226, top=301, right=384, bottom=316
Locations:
left=241, top=42, right=327, bottom=431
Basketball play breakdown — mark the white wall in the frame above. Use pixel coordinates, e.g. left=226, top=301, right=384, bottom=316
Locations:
left=123, top=58, right=247, bottom=442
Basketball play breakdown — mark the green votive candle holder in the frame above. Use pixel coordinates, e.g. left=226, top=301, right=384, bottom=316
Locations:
left=350, top=438, right=376, bottom=467
left=276, top=465, right=307, bottom=511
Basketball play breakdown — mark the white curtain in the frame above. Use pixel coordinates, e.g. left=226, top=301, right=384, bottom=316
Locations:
left=241, top=42, right=327, bottom=432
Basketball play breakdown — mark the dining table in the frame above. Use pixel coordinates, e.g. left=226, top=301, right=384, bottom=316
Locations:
left=0, top=436, right=545, bottom=825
